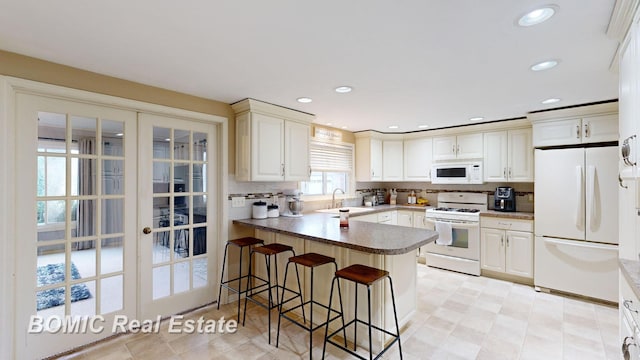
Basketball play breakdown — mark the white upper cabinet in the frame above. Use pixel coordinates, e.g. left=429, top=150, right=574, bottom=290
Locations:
left=233, top=99, right=313, bottom=182
left=433, top=133, right=483, bottom=161
left=284, top=120, right=311, bottom=181
left=483, top=131, right=508, bottom=182
left=530, top=103, right=618, bottom=148
left=484, top=128, right=533, bottom=182
left=404, top=137, right=432, bottom=181
left=382, top=140, right=403, bottom=181
left=356, top=136, right=383, bottom=181
left=251, top=113, right=285, bottom=181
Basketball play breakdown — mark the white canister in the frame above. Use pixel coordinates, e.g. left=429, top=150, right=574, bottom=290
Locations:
left=267, top=204, right=279, bottom=218
left=252, top=201, right=268, bottom=219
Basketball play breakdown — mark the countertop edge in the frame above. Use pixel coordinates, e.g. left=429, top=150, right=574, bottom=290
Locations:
left=480, top=211, right=535, bottom=220
left=620, top=258, right=640, bottom=300
left=232, top=217, right=438, bottom=255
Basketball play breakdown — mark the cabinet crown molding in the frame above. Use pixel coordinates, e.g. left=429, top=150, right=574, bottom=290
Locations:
left=607, top=0, right=640, bottom=42
left=527, top=102, right=618, bottom=123
left=231, top=98, right=315, bottom=124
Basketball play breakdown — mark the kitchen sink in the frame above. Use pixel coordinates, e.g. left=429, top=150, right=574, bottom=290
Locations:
left=315, top=206, right=374, bottom=214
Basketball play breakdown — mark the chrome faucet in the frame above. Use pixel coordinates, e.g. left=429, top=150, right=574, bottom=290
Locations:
left=332, top=188, right=345, bottom=208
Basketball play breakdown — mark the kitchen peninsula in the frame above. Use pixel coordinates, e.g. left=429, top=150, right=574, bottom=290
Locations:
left=233, top=212, right=438, bottom=349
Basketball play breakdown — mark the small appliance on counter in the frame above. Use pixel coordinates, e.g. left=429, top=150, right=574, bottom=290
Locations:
left=252, top=201, right=268, bottom=219
left=494, top=186, right=516, bottom=212
left=281, top=188, right=304, bottom=217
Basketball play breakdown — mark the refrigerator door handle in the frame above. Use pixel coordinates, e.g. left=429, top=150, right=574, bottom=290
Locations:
left=576, top=165, right=584, bottom=230
left=587, top=165, right=599, bottom=232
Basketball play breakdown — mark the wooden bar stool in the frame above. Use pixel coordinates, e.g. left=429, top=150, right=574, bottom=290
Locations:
left=276, top=253, right=346, bottom=359
left=243, top=243, right=298, bottom=344
left=322, top=264, right=403, bottom=360
left=217, top=237, right=264, bottom=322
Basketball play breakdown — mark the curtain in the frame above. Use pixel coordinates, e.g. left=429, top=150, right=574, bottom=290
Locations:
left=75, top=138, right=95, bottom=250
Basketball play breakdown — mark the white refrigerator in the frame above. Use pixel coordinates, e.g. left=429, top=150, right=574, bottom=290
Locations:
left=534, top=146, right=619, bottom=302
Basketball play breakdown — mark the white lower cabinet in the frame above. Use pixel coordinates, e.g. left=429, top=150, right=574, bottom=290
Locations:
left=397, top=210, right=413, bottom=227
left=480, top=217, right=533, bottom=279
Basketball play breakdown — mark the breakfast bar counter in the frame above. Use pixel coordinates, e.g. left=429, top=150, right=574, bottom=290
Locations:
left=232, top=212, right=438, bottom=255
left=232, top=212, right=438, bottom=350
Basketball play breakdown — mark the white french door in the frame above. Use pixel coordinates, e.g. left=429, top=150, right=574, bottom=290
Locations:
left=14, top=91, right=221, bottom=359
left=138, top=113, right=217, bottom=319
left=15, top=93, right=138, bottom=359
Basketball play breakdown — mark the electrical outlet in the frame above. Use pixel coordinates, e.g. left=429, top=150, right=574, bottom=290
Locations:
left=231, top=196, right=245, bottom=208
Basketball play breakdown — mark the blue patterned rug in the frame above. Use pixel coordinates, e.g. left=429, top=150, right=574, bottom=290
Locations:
left=37, top=263, right=92, bottom=311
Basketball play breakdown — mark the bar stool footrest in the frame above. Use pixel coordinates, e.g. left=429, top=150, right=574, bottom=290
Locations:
left=325, top=318, right=401, bottom=360
left=280, top=299, right=343, bottom=332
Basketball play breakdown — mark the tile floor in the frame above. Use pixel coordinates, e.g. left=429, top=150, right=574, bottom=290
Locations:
left=53, top=264, right=619, bottom=360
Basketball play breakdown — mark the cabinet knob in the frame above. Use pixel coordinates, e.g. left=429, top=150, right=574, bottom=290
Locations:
left=143, top=227, right=152, bottom=234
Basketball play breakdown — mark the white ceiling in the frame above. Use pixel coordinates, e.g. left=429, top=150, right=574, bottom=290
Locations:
left=0, top=0, right=620, bottom=133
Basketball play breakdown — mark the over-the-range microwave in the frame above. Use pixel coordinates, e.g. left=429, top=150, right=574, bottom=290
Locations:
left=431, top=162, right=483, bottom=184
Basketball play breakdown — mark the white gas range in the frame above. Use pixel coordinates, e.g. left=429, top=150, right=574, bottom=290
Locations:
left=423, top=192, right=487, bottom=276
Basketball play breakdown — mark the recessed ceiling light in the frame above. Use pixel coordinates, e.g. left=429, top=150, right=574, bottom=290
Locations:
left=388, top=125, right=399, bottom=129
left=530, top=60, right=559, bottom=71
left=297, top=97, right=312, bottom=103
left=518, top=6, right=557, bottom=27
left=541, top=98, right=561, bottom=104
left=469, top=117, right=484, bottom=122
left=341, top=126, right=348, bottom=129
left=418, top=124, right=429, bottom=129
left=115, top=133, right=124, bottom=137
left=335, top=86, right=353, bottom=93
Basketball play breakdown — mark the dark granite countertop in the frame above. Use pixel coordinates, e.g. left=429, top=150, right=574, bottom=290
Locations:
left=480, top=210, right=535, bottom=220
left=233, top=212, right=438, bottom=255
left=620, top=258, right=640, bottom=300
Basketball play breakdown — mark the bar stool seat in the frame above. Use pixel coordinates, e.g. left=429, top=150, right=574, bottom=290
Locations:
left=243, top=243, right=298, bottom=344
left=276, top=253, right=346, bottom=360
left=323, top=264, right=403, bottom=360
left=217, top=237, right=264, bottom=321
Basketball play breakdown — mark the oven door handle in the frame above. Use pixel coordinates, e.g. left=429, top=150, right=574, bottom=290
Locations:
left=424, top=218, right=478, bottom=229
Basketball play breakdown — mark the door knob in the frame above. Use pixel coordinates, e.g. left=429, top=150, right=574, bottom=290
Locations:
left=143, top=227, right=152, bottom=234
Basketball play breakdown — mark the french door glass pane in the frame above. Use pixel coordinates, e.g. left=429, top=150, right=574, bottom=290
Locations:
left=101, top=237, right=123, bottom=274
left=102, top=160, right=123, bottom=195
left=102, top=120, right=124, bottom=156
left=101, top=275, right=123, bottom=314
left=71, top=240, right=96, bottom=277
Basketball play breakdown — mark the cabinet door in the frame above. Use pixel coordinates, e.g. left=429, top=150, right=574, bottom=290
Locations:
left=413, top=211, right=428, bottom=229
left=382, top=140, right=404, bottom=181
left=483, top=131, right=508, bottom=182
left=532, top=118, right=582, bottom=147
left=456, top=133, right=483, bottom=159
left=481, top=228, right=505, bottom=272
left=505, top=230, right=533, bottom=278
left=397, top=210, right=413, bottom=227
left=284, top=121, right=310, bottom=181
left=404, top=137, right=432, bottom=181
left=371, top=138, right=383, bottom=181
left=508, top=128, right=534, bottom=182
left=582, top=114, right=618, bottom=144
left=251, top=113, right=284, bottom=181
left=432, top=136, right=457, bottom=161
left=355, top=137, right=382, bottom=181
